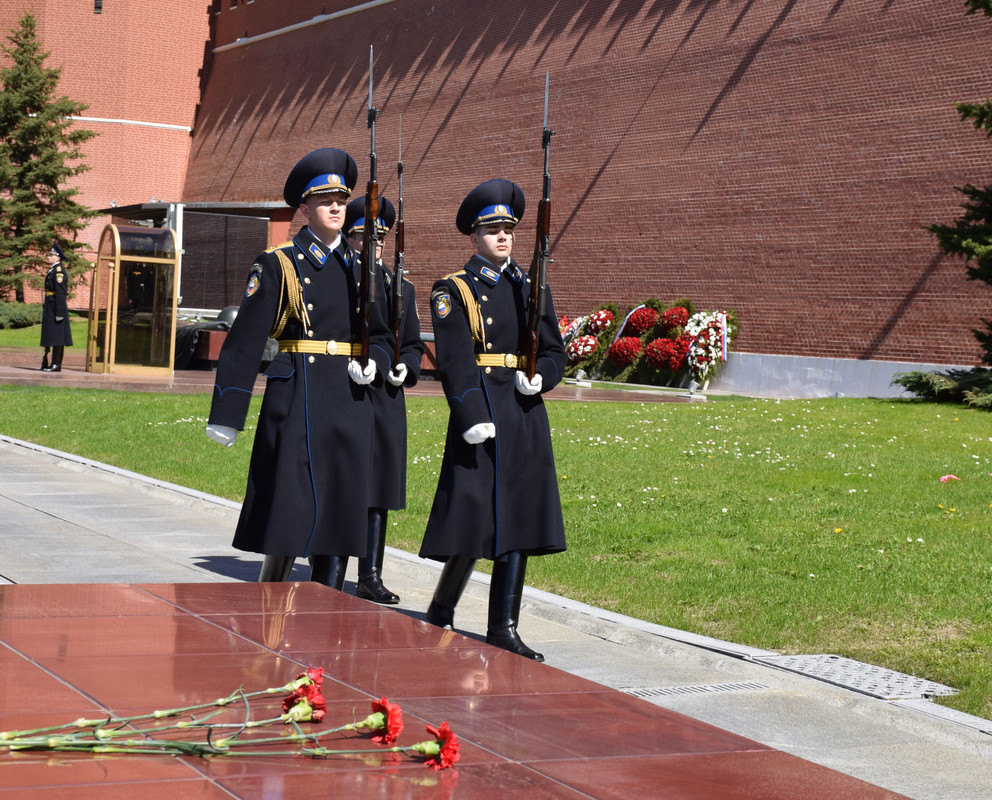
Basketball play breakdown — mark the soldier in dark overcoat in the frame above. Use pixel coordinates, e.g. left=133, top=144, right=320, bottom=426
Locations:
left=205, top=148, right=393, bottom=589
left=344, top=197, right=424, bottom=604
left=40, top=241, right=73, bottom=372
left=420, top=179, right=566, bottom=661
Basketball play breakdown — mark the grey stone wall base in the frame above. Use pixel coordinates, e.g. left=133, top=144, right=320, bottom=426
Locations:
left=707, top=352, right=977, bottom=400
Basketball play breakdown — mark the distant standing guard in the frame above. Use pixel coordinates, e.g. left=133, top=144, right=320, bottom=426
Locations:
left=420, top=179, right=566, bottom=661
left=344, top=196, right=424, bottom=604
left=205, top=148, right=393, bottom=588
left=40, top=241, right=72, bottom=372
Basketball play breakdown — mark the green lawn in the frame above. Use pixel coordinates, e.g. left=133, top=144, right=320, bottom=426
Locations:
left=1, top=383, right=990, bottom=719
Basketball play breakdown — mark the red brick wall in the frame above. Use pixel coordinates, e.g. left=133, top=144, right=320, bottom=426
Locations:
left=0, top=1, right=211, bottom=308
left=184, top=0, right=992, bottom=365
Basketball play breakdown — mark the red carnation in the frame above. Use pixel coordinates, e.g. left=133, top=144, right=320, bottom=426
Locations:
left=368, top=697, right=404, bottom=745
left=282, top=680, right=326, bottom=722
left=420, top=721, right=461, bottom=770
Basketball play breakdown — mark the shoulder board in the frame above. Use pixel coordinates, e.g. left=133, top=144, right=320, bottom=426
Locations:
left=264, top=241, right=293, bottom=254
left=441, top=269, right=467, bottom=281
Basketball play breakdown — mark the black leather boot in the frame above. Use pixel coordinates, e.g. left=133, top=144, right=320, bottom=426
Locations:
left=258, top=554, right=295, bottom=582
left=425, top=555, right=477, bottom=629
left=309, top=554, right=348, bottom=590
left=486, top=551, right=544, bottom=661
left=357, top=508, right=400, bottom=604
left=49, top=346, right=63, bottom=372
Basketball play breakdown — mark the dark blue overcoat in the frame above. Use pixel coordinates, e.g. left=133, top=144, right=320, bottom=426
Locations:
left=209, top=227, right=392, bottom=557
left=368, top=269, right=424, bottom=510
left=420, top=255, right=566, bottom=562
left=41, top=262, right=73, bottom=347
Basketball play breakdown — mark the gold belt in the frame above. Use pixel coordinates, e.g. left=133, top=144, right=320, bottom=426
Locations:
left=279, top=340, right=361, bottom=356
left=476, top=353, right=527, bottom=369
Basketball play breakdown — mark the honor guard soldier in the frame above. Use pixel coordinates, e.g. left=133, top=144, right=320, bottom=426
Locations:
left=205, top=148, right=393, bottom=588
left=344, top=197, right=425, bottom=604
left=40, top=241, right=73, bottom=372
left=420, top=179, right=566, bottom=661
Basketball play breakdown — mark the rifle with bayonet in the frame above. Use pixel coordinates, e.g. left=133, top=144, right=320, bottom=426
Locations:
left=358, top=45, right=380, bottom=368
left=525, top=72, right=554, bottom=380
left=391, top=116, right=405, bottom=364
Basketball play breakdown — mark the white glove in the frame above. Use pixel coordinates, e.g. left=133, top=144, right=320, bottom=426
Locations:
left=348, top=359, right=377, bottom=385
left=206, top=424, right=238, bottom=447
left=514, top=370, right=542, bottom=395
left=387, top=362, right=408, bottom=386
left=462, top=422, right=496, bottom=444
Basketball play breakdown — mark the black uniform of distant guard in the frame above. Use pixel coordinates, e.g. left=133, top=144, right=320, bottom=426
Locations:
left=40, top=241, right=73, bottom=372
left=421, top=179, right=566, bottom=661
left=205, top=148, right=393, bottom=588
left=344, top=196, right=424, bottom=604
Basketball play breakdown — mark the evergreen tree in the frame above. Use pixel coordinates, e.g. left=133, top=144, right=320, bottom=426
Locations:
left=0, top=13, right=97, bottom=303
left=929, top=0, right=992, bottom=363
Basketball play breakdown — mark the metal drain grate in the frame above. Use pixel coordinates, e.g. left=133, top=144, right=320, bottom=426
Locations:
left=752, top=654, right=958, bottom=700
left=624, top=681, right=769, bottom=699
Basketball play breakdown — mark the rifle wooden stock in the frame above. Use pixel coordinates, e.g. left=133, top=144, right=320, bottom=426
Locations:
left=392, top=217, right=404, bottom=364
left=392, top=140, right=404, bottom=364
left=358, top=181, right=379, bottom=367
left=526, top=195, right=550, bottom=379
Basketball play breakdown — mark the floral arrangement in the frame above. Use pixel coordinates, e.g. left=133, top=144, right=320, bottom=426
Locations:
left=0, top=667, right=460, bottom=770
left=684, top=310, right=732, bottom=382
left=644, top=337, right=675, bottom=370
left=567, top=334, right=599, bottom=363
left=585, top=309, right=614, bottom=335
left=658, top=306, right=689, bottom=333
left=561, top=297, right=737, bottom=387
left=625, top=306, right=659, bottom=335
left=559, top=315, right=587, bottom=342
left=607, top=336, right=643, bottom=366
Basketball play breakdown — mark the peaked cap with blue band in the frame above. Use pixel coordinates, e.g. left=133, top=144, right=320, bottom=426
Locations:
left=283, top=148, right=358, bottom=207
left=50, top=240, right=66, bottom=260
left=455, top=179, right=525, bottom=235
left=344, top=196, right=396, bottom=238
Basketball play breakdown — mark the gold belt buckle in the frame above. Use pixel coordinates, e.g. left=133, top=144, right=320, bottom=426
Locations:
left=503, top=354, right=516, bottom=368
left=326, top=341, right=338, bottom=355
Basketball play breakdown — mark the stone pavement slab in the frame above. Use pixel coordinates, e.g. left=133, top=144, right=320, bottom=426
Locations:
left=1, top=435, right=991, bottom=798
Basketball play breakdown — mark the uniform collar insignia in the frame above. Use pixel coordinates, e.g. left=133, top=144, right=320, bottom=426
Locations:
left=294, top=227, right=330, bottom=268
left=466, top=255, right=503, bottom=286
left=308, top=241, right=327, bottom=265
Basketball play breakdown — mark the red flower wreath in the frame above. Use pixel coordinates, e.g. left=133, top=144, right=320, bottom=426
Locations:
left=645, top=338, right=677, bottom=370
left=586, top=309, right=614, bottom=335
left=607, top=336, right=643, bottom=366
left=658, top=306, right=689, bottom=332
left=668, top=334, right=692, bottom=371
left=567, top=334, right=599, bottom=363
left=626, top=306, right=659, bottom=335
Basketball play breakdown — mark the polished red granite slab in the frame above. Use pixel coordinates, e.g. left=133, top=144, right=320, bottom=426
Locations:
left=0, top=582, right=908, bottom=798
